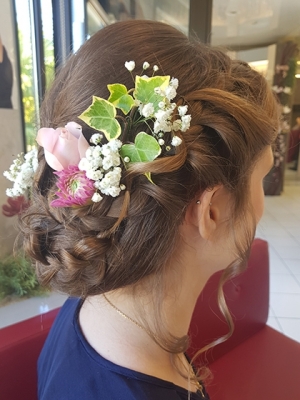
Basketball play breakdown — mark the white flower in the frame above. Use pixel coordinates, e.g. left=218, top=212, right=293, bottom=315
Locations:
left=158, top=101, right=165, bottom=109
left=3, top=171, right=12, bottom=181
left=20, top=165, right=32, bottom=181
left=154, top=120, right=172, bottom=134
left=90, top=158, right=103, bottom=169
left=125, top=61, right=135, bottom=71
left=172, top=119, right=182, bottom=131
left=181, top=115, right=191, bottom=132
left=91, top=192, right=103, bottom=202
left=90, top=133, right=103, bottom=145
left=141, top=103, right=154, bottom=118
left=178, top=105, right=188, bottom=116
left=24, top=149, right=36, bottom=162
left=124, top=156, right=130, bottom=163
left=96, top=167, right=122, bottom=197
left=283, top=86, right=291, bottom=94
left=170, top=77, right=179, bottom=89
left=155, top=109, right=172, bottom=122
left=86, top=169, right=103, bottom=180
left=165, top=86, right=177, bottom=100
left=154, top=108, right=173, bottom=133
left=153, top=65, right=159, bottom=72
left=4, top=149, right=38, bottom=197
left=143, top=61, right=150, bottom=70
left=106, top=186, right=121, bottom=197
left=102, top=153, right=120, bottom=170
left=101, top=144, right=111, bottom=157
left=6, top=188, right=15, bottom=197
left=108, top=139, right=122, bottom=152
left=85, top=148, right=93, bottom=160
left=282, top=106, right=291, bottom=114
left=32, top=157, right=38, bottom=171
left=120, top=184, right=126, bottom=191
left=92, top=146, right=102, bottom=159
left=171, top=136, right=182, bottom=147
left=78, top=158, right=91, bottom=171
left=158, top=139, right=165, bottom=146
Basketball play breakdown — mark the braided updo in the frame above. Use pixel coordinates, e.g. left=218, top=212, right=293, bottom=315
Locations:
left=20, top=20, right=279, bottom=302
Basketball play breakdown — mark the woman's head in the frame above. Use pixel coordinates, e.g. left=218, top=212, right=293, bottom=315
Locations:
left=21, top=20, right=279, bottom=298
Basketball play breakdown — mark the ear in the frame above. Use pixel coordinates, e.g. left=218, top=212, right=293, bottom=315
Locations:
left=185, top=185, right=228, bottom=241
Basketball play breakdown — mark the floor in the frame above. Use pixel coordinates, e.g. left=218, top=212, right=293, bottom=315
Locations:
left=257, top=169, right=300, bottom=342
left=0, top=170, right=300, bottom=342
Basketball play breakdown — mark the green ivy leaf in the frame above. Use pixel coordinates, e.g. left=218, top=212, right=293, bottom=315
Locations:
left=134, top=75, right=170, bottom=112
left=144, top=172, right=154, bottom=184
left=120, top=132, right=161, bottom=163
left=79, top=96, right=121, bottom=141
left=108, top=83, right=135, bottom=115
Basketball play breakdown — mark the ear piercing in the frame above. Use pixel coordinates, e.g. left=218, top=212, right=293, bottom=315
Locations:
left=196, top=200, right=212, bottom=206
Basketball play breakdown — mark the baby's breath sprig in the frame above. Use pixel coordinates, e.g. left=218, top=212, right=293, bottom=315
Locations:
left=3, top=149, right=38, bottom=198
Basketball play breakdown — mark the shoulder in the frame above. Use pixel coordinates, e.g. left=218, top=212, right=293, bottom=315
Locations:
left=38, top=298, right=208, bottom=400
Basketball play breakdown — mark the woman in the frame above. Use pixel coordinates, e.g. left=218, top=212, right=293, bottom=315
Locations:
left=13, top=20, right=278, bottom=399
left=0, top=36, right=13, bottom=109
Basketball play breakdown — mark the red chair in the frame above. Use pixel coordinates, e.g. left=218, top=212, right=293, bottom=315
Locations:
left=0, top=308, right=60, bottom=400
left=188, top=238, right=300, bottom=399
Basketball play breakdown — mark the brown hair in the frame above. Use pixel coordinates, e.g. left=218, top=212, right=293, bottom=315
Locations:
left=20, top=20, right=279, bottom=373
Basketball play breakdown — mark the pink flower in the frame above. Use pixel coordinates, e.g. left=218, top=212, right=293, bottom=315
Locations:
left=51, top=165, right=95, bottom=207
left=2, top=196, right=30, bottom=217
left=36, top=122, right=89, bottom=171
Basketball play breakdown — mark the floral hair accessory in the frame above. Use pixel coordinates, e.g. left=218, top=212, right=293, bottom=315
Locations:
left=3, top=149, right=38, bottom=197
left=4, top=61, right=191, bottom=208
left=36, top=122, right=89, bottom=171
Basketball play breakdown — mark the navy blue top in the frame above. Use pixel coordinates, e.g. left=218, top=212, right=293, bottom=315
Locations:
left=38, top=297, right=210, bottom=400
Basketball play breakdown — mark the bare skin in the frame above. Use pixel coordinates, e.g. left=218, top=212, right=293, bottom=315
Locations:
left=79, top=146, right=274, bottom=392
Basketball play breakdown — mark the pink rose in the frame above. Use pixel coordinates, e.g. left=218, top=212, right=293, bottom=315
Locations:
left=36, top=122, right=89, bottom=171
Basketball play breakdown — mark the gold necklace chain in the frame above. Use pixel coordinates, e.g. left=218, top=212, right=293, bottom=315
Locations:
left=102, top=293, right=204, bottom=398
left=103, top=293, right=159, bottom=342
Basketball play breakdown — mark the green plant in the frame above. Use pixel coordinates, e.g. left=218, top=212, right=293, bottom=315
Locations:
left=0, top=253, right=48, bottom=301
left=18, top=30, right=55, bottom=149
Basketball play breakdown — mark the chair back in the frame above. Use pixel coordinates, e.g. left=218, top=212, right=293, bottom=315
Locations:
left=0, top=308, right=60, bottom=400
left=188, top=238, right=269, bottom=364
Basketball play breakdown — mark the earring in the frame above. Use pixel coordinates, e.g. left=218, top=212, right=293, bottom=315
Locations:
left=196, top=200, right=212, bottom=206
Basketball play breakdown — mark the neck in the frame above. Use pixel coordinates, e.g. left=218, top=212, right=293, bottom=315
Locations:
left=79, top=239, right=208, bottom=391
left=79, top=255, right=206, bottom=360
left=79, top=284, right=203, bottom=392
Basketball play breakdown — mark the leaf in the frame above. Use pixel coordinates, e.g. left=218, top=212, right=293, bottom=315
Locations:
left=144, top=172, right=154, bottom=184
left=120, top=132, right=161, bottom=163
left=135, top=75, right=170, bottom=112
left=108, top=84, right=135, bottom=115
left=79, top=96, right=121, bottom=141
